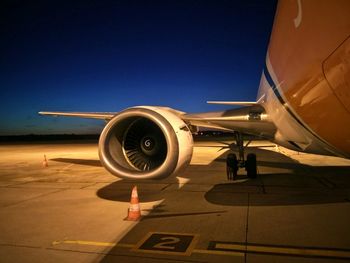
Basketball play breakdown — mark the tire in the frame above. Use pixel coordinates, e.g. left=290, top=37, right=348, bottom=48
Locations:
left=231, top=153, right=238, bottom=179
left=245, top=153, right=257, bottom=179
left=227, top=153, right=238, bottom=180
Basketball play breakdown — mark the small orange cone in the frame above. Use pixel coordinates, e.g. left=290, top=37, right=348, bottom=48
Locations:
left=42, top=155, right=48, bottom=167
left=124, top=186, right=141, bottom=221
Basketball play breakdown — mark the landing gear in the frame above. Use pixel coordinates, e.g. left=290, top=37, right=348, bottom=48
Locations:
left=226, top=132, right=257, bottom=179
left=235, top=132, right=245, bottom=167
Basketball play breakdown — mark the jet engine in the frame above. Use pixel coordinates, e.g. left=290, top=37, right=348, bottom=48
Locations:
left=98, top=106, right=193, bottom=179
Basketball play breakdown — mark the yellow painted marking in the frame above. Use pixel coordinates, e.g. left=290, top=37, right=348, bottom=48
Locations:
left=52, top=240, right=133, bottom=248
left=52, top=241, right=61, bottom=246
left=117, top=243, right=134, bottom=248
left=248, top=245, right=350, bottom=258
left=53, top=240, right=115, bottom=247
left=133, top=232, right=199, bottom=256
left=52, top=239, right=350, bottom=259
left=215, top=243, right=246, bottom=251
left=214, top=243, right=350, bottom=259
left=193, top=249, right=244, bottom=257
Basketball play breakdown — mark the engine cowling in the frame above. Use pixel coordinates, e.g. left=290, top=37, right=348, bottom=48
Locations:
left=98, top=106, right=193, bottom=179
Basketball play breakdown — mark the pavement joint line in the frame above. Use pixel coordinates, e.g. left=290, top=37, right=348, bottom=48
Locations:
left=1, top=181, right=32, bottom=188
left=257, top=167, right=266, bottom=194
left=313, top=177, right=336, bottom=189
left=59, top=163, right=75, bottom=172
left=0, top=243, right=44, bottom=249
left=2, top=188, right=67, bottom=207
left=244, top=193, right=250, bottom=263
left=160, top=183, right=172, bottom=191
left=79, top=182, right=99, bottom=189
left=321, top=178, right=337, bottom=188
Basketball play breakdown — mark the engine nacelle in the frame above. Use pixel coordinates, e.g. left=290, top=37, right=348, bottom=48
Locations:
left=98, top=106, right=193, bottom=179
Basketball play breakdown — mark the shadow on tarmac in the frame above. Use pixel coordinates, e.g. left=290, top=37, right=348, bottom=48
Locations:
left=91, top=145, right=350, bottom=263
left=96, top=181, right=169, bottom=203
left=204, top=181, right=350, bottom=206
left=50, top=147, right=350, bottom=206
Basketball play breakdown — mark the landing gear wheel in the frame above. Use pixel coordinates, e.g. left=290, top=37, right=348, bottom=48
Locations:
left=226, top=153, right=238, bottom=180
left=245, top=153, right=257, bottom=179
left=231, top=153, right=238, bottom=180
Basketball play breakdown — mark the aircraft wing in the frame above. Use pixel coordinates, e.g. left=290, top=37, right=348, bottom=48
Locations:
left=38, top=111, right=116, bottom=120
left=39, top=104, right=276, bottom=138
left=39, top=104, right=276, bottom=180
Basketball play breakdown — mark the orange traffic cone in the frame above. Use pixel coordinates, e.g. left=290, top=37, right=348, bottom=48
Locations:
left=42, top=155, right=48, bottom=167
left=124, top=186, right=141, bottom=221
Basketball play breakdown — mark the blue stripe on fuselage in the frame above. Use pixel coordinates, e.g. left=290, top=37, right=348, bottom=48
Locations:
left=263, top=63, right=285, bottom=106
left=263, top=61, right=335, bottom=152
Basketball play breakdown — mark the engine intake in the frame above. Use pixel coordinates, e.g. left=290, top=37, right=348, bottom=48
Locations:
left=123, top=117, right=167, bottom=171
left=98, top=107, right=193, bottom=179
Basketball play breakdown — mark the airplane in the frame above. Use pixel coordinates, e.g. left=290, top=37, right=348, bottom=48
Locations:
left=39, top=0, right=350, bottom=180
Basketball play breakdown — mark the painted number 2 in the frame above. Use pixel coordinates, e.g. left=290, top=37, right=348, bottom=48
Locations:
left=153, top=237, right=181, bottom=250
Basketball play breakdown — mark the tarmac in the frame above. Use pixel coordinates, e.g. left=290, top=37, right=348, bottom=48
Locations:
left=1, top=139, right=350, bottom=262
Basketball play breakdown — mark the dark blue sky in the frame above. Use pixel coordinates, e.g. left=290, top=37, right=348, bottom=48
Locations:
left=1, top=0, right=276, bottom=135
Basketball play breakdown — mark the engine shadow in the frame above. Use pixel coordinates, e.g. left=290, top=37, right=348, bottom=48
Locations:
left=95, top=180, right=175, bottom=203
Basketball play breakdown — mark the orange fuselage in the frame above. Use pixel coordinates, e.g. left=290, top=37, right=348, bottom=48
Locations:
left=260, top=0, right=350, bottom=157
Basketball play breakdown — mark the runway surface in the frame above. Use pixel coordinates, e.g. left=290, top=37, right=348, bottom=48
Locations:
left=1, top=140, right=350, bottom=262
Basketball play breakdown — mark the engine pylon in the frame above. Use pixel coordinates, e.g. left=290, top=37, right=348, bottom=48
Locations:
left=124, top=186, right=141, bottom=221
